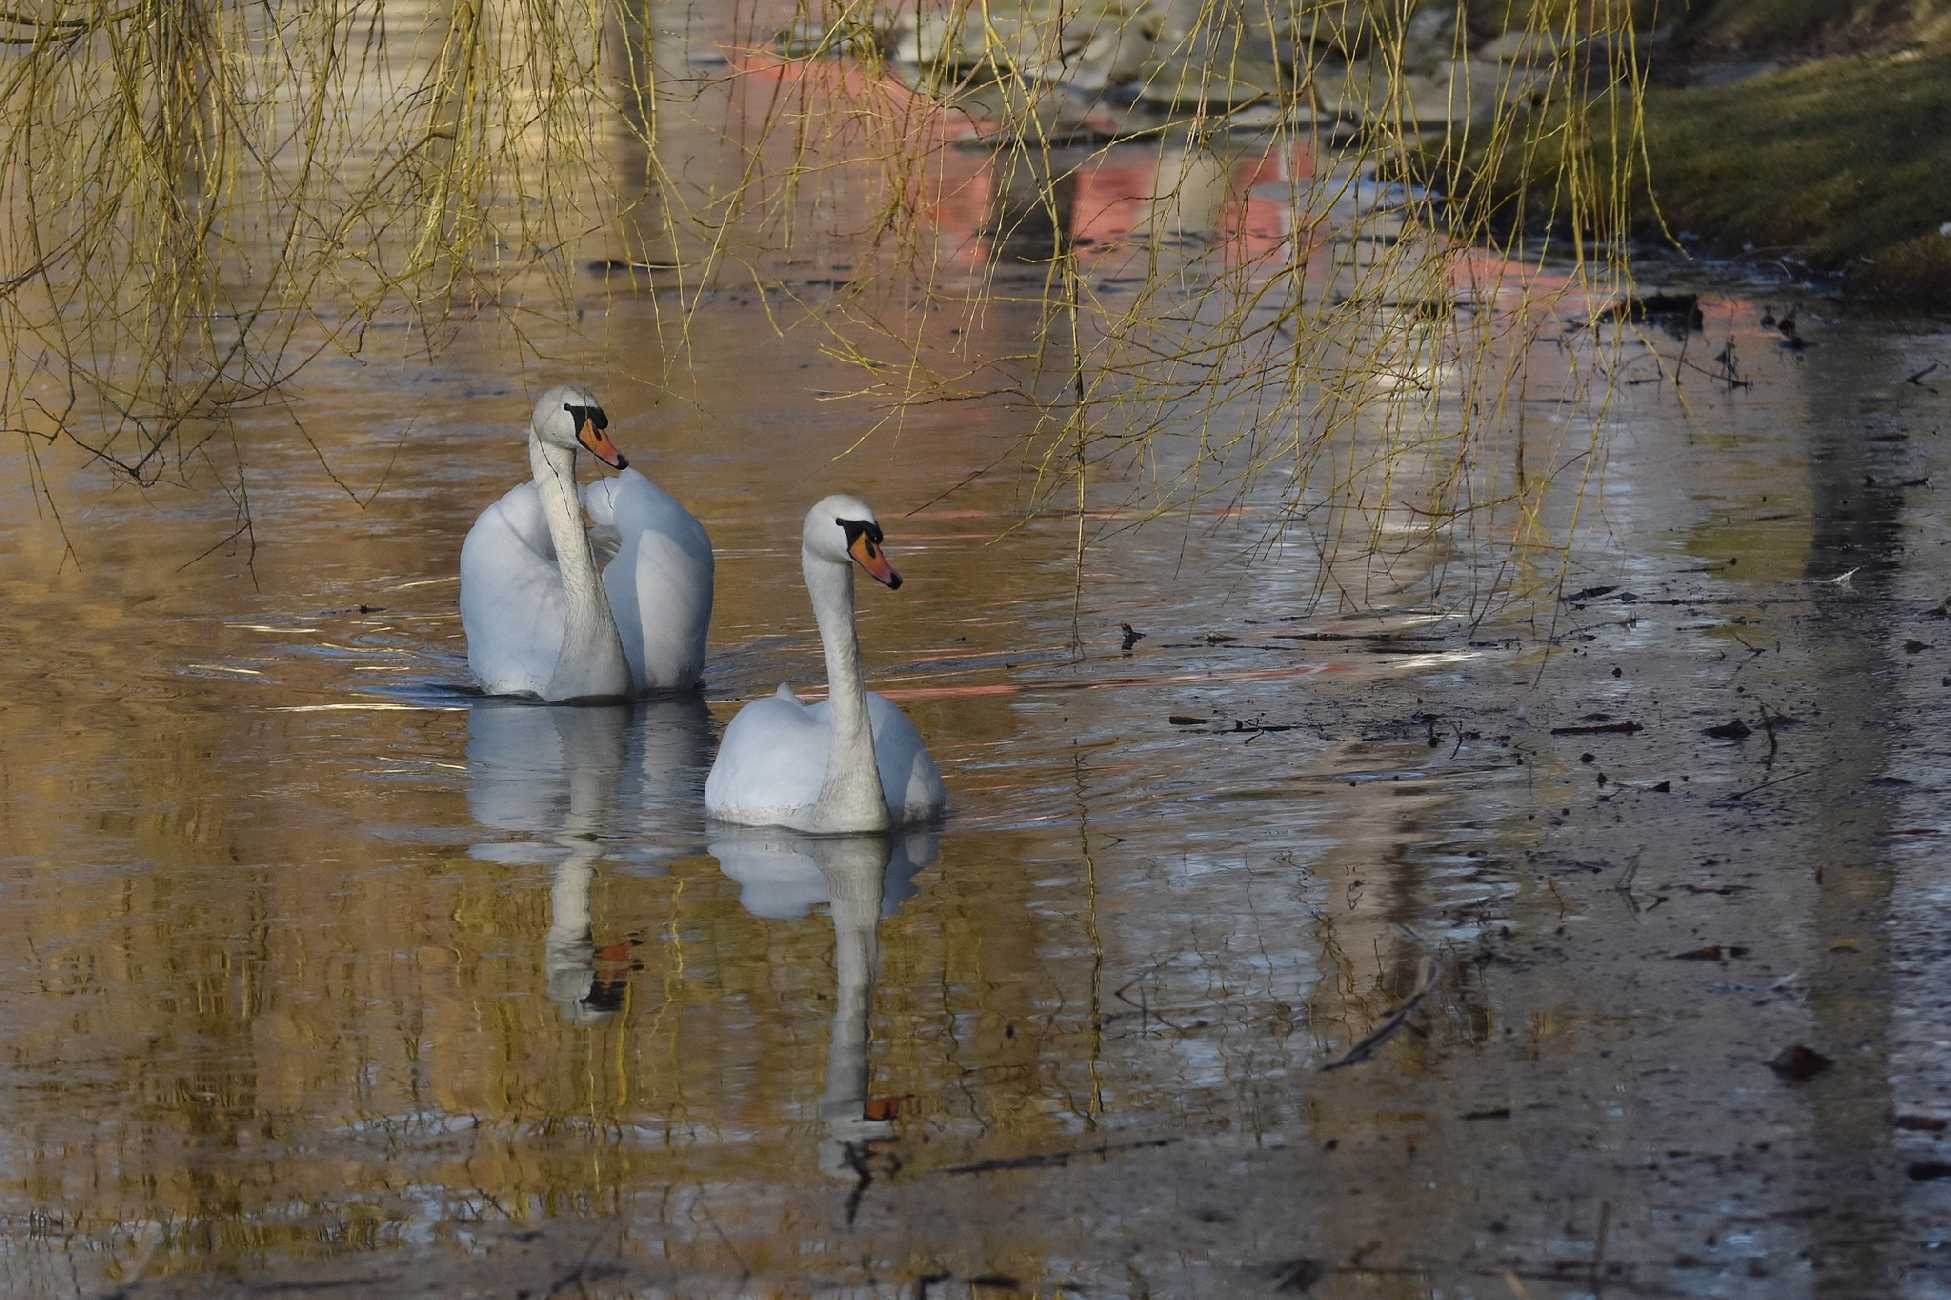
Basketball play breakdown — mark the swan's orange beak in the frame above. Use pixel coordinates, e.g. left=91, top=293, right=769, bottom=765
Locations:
left=577, top=418, right=628, bottom=471
left=849, top=532, right=901, bottom=589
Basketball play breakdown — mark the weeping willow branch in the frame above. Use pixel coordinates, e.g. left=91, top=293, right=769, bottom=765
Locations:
left=2, top=0, right=1653, bottom=597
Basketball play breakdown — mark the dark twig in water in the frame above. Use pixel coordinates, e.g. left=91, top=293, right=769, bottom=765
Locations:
left=1715, top=768, right=1814, bottom=805
left=1321, top=958, right=1437, bottom=1071
left=1905, top=361, right=1940, bottom=388
left=941, top=1137, right=1178, bottom=1175
left=1614, top=848, right=1645, bottom=913
left=1591, top=1200, right=1613, bottom=1291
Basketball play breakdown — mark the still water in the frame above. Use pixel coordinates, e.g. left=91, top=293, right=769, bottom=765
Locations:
left=3, top=4, right=1951, bottom=1298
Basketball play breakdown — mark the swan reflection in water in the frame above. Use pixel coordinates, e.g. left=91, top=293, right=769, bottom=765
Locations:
left=710, top=826, right=938, bottom=1177
left=465, top=695, right=712, bottom=1024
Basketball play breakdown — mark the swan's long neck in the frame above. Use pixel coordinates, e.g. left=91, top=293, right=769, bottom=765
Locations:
left=531, top=434, right=630, bottom=700
left=805, top=550, right=889, bottom=831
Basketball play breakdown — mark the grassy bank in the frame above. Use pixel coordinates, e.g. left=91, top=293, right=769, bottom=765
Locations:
left=1454, top=43, right=1951, bottom=304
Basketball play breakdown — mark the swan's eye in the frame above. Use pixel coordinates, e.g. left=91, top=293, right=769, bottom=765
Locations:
left=837, top=518, right=883, bottom=547
left=838, top=518, right=884, bottom=554
left=563, top=403, right=606, bottom=429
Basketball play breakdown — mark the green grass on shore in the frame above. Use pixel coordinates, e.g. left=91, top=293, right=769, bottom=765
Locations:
left=1454, top=45, right=1951, bottom=303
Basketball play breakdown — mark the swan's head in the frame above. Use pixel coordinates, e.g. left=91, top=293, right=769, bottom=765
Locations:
left=804, top=493, right=901, bottom=589
left=531, top=383, right=627, bottom=470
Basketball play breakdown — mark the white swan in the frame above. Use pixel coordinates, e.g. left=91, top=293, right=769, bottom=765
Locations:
left=459, top=384, right=713, bottom=700
left=704, top=495, right=946, bottom=832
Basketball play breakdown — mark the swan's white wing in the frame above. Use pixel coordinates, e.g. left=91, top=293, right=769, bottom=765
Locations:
left=583, top=469, right=714, bottom=691
left=703, top=691, right=830, bottom=829
left=460, top=482, right=569, bottom=697
left=865, top=692, right=948, bottom=823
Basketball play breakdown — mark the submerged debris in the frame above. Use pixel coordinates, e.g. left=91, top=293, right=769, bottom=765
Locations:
left=1767, top=1044, right=1835, bottom=1082
left=1596, top=292, right=1705, bottom=331
left=1264, top=1258, right=1329, bottom=1292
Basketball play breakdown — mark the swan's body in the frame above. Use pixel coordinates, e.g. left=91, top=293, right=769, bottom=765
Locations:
left=704, top=495, right=946, bottom=833
left=460, top=385, right=713, bottom=700
left=708, top=685, right=942, bottom=830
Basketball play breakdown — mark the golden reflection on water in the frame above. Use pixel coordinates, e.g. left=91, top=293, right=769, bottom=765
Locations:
left=0, top=308, right=1545, bottom=1291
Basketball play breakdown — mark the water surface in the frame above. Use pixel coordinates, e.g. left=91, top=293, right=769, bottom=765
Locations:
left=3, top=5, right=1950, bottom=1298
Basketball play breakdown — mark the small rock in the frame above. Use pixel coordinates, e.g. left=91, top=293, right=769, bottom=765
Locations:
left=1673, top=945, right=1749, bottom=962
left=1767, top=1044, right=1834, bottom=1082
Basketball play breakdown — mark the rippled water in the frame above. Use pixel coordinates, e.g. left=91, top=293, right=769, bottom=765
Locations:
left=4, top=6, right=1951, bottom=1299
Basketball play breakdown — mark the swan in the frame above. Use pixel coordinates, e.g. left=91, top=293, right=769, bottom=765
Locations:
left=459, top=384, right=713, bottom=700
left=703, top=494, right=946, bottom=832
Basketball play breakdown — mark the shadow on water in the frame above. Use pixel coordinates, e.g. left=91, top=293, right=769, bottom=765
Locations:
left=1795, top=335, right=1906, bottom=1294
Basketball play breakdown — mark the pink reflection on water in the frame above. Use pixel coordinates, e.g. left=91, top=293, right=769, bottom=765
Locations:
left=715, top=47, right=1607, bottom=326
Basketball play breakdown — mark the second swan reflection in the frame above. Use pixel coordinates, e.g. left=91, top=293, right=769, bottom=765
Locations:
left=712, top=827, right=938, bottom=1179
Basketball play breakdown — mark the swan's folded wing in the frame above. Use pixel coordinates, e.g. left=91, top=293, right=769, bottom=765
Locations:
left=703, top=694, right=828, bottom=827
left=589, top=468, right=715, bottom=691
left=460, top=483, right=570, bottom=697
left=866, top=692, right=948, bottom=822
